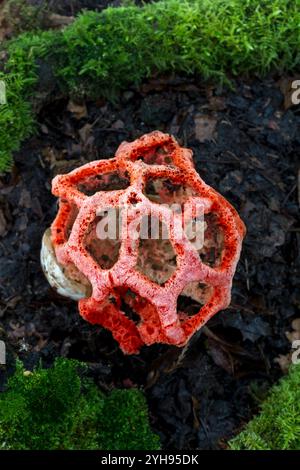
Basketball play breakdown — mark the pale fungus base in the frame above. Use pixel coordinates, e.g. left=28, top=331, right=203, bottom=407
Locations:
left=41, top=229, right=91, bottom=301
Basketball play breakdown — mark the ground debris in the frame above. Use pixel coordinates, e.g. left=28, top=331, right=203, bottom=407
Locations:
left=0, top=75, right=299, bottom=450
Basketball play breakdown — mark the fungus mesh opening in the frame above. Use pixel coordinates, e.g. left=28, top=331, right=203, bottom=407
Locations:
left=178, top=281, right=213, bottom=320
left=120, top=289, right=141, bottom=325
left=144, top=177, right=196, bottom=205
left=122, top=288, right=161, bottom=340
left=198, top=213, right=224, bottom=267
left=108, top=288, right=160, bottom=333
left=136, top=144, right=174, bottom=166
left=84, top=213, right=121, bottom=269
left=77, top=170, right=130, bottom=196
left=136, top=217, right=177, bottom=285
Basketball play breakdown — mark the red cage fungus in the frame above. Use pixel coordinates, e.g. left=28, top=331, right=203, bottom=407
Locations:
left=46, top=131, right=245, bottom=354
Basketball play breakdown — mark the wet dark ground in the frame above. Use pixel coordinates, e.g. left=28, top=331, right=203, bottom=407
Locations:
left=0, top=74, right=299, bottom=449
left=27, top=0, right=154, bottom=16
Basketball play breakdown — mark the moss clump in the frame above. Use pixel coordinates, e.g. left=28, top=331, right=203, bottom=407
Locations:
left=0, top=30, right=56, bottom=171
left=1, top=0, right=300, bottom=171
left=0, top=358, right=160, bottom=450
left=230, top=365, right=300, bottom=450
left=100, top=388, right=160, bottom=450
left=57, top=0, right=300, bottom=97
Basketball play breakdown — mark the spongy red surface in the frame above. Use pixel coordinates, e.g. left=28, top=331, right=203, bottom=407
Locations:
left=50, top=131, right=246, bottom=354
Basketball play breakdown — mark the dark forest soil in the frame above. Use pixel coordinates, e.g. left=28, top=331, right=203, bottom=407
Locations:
left=0, top=72, right=299, bottom=449
left=0, top=1, right=156, bottom=40
left=27, top=0, right=153, bottom=16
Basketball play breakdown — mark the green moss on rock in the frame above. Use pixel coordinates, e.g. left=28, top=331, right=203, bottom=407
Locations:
left=0, top=358, right=160, bottom=450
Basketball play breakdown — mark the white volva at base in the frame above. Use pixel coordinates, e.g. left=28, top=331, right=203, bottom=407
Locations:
left=40, top=229, right=88, bottom=301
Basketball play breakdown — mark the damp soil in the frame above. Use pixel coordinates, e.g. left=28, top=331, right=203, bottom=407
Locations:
left=1, top=73, right=299, bottom=449
left=0, top=5, right=299, bottom=449
left=27, top=0, right=154, bottom=16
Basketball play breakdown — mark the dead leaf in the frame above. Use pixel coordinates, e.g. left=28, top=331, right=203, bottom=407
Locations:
left=34, top=337, right=48, bottom=352
left=6, top=295, right=21, bottom=310
left=42, top=146, right=68, bottom=169
left=194, top=114, right=217, bottom=142
left=278, top=76, right=300, bottom=110
left=79, top=123, right=92, bottom=143
left=267, top=120, right=280, bottom=131
left=8, top=321, right=25, bottom=340
left=208, top=338, right=234, bottom=374
left=40, top=123, right=49, bottom=134
left=275, top=354, right=291, bottom=374
left=208, top=96, right=226, bottom=111
left=112, top=119, right=125, bottom=130
left=67, top=100, right=87, bottom=120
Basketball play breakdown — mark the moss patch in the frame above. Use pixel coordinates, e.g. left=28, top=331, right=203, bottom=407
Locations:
left=0, top=358, right=160, bottom=450
left=230, top=365, right=300, bottom=450
left=1, top=0, right=300, bottom=171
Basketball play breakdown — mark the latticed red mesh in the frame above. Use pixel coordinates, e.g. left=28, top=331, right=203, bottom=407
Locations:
left=50, top=131, right=245, bottom=354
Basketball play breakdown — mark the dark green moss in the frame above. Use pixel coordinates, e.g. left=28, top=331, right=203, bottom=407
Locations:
left=230, top=365, right=300, bottom=450
left=1, top=0, right=300, bottom=171
left=0, top=31, right=56, bottom=171
left=0, top=358, right=160, bottom=450
left=100, top=389, right=160, bottom=450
